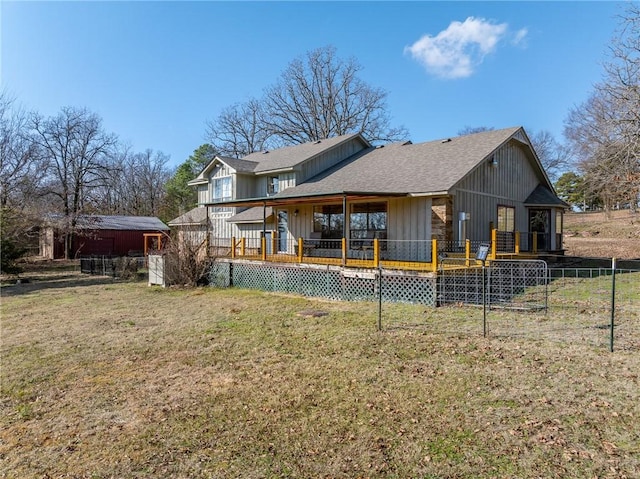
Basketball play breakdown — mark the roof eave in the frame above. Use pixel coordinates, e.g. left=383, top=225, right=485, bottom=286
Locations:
left=204, top=190, right=409, bottom=208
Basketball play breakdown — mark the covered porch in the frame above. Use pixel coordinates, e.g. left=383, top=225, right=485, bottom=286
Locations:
left=208, top=229, right=556, bottom=273
left=204, top=191, right=564, bottom=272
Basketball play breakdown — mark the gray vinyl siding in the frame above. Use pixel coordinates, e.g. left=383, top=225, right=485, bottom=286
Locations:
left=387, top=197, right=432, bottom=241
left=282, top=198, right=431, bottom=242
left=197, top=185, right=208, bottom=205
left=297, top=139, right=367, bottom=183
left=452, top=141, right=541, bottom=242
left=279, top=173, right=296, bottom=191
left=257, top=172, right=297, bottom=196
left=285, top=205, right=315, bottom=239
left=235, top=223, right=275, bottom=240
left=234, top=173, right=255, bottom=199
left=209, top=211, right=234, bottom=239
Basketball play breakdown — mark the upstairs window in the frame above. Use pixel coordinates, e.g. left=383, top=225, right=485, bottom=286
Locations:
left=267, top=176, right=279, bottom=196
left=213, top=176, right=232, bottom=202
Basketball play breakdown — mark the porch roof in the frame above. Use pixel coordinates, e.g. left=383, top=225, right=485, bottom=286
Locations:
left=227, top=207, right=274, bottom=223
left=524, top=185, right=570, bottom=208
left=167, top=207, right=208, bottom=226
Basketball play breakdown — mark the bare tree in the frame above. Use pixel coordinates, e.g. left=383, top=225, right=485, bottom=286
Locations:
left=94, top=146, right=172, bottom=217
left=131, top=149, right=171, bottom=216
left=0, top=92, right=40, bottom=211
left=564, top=3, right=640, bottom=212
left=457, top=126, right=494, bottom=136
left=529, top=130, right=572, bottom=182
left=0, top=91, right=43, bottom=268
left=31, top=106, right=118, bottom=258
left=206, top=99, right=271, bottom=157
left=207, top=46, right=409, bottom=156
left=263, top=46, right=408, bottom=145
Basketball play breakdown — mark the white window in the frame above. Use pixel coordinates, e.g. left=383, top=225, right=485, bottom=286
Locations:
left=267, top=176, right=279, bottom=195
left=213, top=177, right=232, bottom=202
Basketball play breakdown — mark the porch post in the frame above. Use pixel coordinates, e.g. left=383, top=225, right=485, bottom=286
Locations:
left=515, top=231, right=520, bottom=254
left=342, top=194, right=347, bottom=265
left=231, top=237, right=236, bottom=259
left=298, top=238, right=303, bottom=263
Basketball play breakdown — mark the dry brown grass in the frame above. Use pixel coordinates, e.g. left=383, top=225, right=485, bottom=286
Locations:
left=564, top=210, right=640, bottom=260
left=1, top=266, right=639, bottom=478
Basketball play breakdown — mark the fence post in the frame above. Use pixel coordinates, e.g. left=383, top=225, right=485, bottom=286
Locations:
left=482, top=263, right=487, bottom=337
left=240, top=238, right=246, bottom=257
left=610, top=257, right=617, bottom=352
left=377, top=266, right=383, bottom=331
left=515, top=231, right=520, bottom=254
left=231, top=237, right=236, bottom=259
left=261, top=237, right=267, bottom=261
left=341, top=238, right=346, bottom=266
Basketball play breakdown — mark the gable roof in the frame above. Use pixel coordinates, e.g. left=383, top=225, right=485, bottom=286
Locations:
left=273, top=127, right=524, bottom=198
left=189, top=156, right=258, bottom=186
left=524, top=184, right=569, bottom=207
left=241, top=133, right=370, bottom=173
left=189, top=133, right=369, bottom=185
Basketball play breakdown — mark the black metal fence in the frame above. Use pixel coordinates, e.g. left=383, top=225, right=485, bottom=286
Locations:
left=382, top=259, right=640, bottom=352
left=80, top=255, right=145, bottom=278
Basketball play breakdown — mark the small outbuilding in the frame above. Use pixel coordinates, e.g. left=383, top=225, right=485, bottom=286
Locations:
left=40, top=215, right=169, bottom=259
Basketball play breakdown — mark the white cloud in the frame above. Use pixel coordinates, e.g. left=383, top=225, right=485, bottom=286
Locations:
left=513, top=28, right=528, bottom=46
left=405, top=17, right=525, bottom=79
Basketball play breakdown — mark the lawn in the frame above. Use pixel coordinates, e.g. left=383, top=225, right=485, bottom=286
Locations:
left=1, top=267, right=639, bottom=478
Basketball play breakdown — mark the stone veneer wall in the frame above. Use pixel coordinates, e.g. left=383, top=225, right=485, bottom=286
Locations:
left=431, top=197, right=453, bottom=242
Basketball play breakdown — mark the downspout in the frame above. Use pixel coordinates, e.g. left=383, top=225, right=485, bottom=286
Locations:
left=263, top=201, right=267, bottom=236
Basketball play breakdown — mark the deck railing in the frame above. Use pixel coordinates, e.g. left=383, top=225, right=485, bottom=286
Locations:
left=207, top=229, right=558, bottom=271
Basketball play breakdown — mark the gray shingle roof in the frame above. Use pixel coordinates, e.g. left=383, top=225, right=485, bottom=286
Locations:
left=46, top=214, right=169, bottom=230
left=219, top=157, right=259, bottom=173
left=167, top=207, right=208, bottom=226
left=274, top=127, right=522, bottom=197
left=227, top=207, right=274, bottom=223
left=524, top=184, right=569, bottom=207
left=243, top=133, right=368, bottom=173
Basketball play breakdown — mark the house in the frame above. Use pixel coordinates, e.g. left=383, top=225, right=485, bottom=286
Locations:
left=170, top=127, right=567, bottom=268
left=169, top=133, right=370, bottom=252
left=40, top=215, right=169, bottom=259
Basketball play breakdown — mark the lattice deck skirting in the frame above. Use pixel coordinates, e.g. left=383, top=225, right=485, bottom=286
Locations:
left=209, top=259, right=438, bottom=306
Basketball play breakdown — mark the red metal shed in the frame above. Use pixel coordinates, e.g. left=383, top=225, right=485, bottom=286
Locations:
left=40, top=215, right=170, bottom=259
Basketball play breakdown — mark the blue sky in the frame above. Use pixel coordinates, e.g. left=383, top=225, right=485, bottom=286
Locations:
left=1, top=1, right=623, bottom=168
